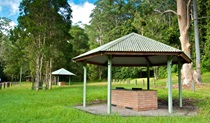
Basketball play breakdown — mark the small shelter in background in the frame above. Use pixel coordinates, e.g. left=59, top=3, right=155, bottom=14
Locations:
left=52, top=68, right=75, bottom=86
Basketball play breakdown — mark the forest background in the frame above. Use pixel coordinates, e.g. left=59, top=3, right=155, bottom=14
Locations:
left=0, top=0, right=210, bottom=87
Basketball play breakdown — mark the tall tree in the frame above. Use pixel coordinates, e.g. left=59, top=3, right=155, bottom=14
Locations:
left=0, top=17, right=14, bottom=81
left=87, top=0, right=139, bottom=80
left=68, top=25, right=89, bottom=81
left=154, top=0, right=200, bottom=84
left=18, top=0, right=72, bottom=90
left=176, top=0, right=200, bottom=84
left=2, top=27, right=28, bottom=82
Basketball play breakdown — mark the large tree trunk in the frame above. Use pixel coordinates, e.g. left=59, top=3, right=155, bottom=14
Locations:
left=177, top=0, right=199, bottom=85
left=35, top=35, right=45, bottom=90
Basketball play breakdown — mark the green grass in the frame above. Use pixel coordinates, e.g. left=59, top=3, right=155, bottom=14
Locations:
left=1, top=73, right=210, bottom=123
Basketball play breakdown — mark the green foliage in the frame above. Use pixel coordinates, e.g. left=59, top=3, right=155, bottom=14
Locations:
left=17, top=0, right=72, bottom=84
left=68, top=25, right=89, bottom=81
left=2, top=27, right=29, bottom=81
left=0, top=17, right=13, bottom=35
left=114, top=67, right=141, bottom=79
left=202, top=0, right=210, bottom=72
left=0, top=17, right=13, bottom=81
left=1, top=0, right=210, bottom=83
left=158, top=66, right=167, bottom=78
left=85, top=0, right=184, bottom=81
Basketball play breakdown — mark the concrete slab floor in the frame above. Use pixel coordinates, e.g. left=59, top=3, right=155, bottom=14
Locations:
left=75, top=104, right=198, bottom=117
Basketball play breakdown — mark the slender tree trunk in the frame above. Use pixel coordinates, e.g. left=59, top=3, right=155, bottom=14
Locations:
left=154, top=66, right=158, bottom=80
left=193, top=0, right=202, bottom=82
left=45, top=60, right=49, bottom=88
left=39, top=53, right=44, bottom=81
left=49, top=58, right=52, bottom=89
left=35, top=54, right=40, bottom=90
left=98, top=66, right=102, bottom=80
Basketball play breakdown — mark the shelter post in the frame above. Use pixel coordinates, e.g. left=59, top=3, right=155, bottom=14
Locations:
left=167, top=56, right=173, bottom=113
left=49, top=73, right=52, bottom=89
left=147, top=62, right=150, bottom=90
left=69, top=76, right=71, bottom=85
left=178, top=58, right=182, bottom=107
left=57, top=76, right=59, bottom=85
left=107, top=55, right=112, bottom=114
left=83, top=63, right=87, bottom=107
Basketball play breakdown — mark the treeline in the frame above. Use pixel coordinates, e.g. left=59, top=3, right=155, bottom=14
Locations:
left=0, top=0, right=210, bottom=86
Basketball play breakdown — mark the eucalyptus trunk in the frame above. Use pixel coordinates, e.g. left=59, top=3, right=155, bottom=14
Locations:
left=177, top=0, right=199, bottom=85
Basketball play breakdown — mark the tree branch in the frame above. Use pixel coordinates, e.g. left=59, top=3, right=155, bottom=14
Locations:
left=192, top=16, right=210, bottom=20
left=185, top=0, right=192, bottom=31
left=154, top=9, right=177, bottom=15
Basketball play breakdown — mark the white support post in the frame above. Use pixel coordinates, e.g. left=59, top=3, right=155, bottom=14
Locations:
left=83, top=64, right=87, bottom=107
left=167, top=56, right=173, bottom=114
left=178, top=58, right=182, bottom=107
left=107, top=55, right=112, bottom=114
left=147, top=62, right=150, bottom=90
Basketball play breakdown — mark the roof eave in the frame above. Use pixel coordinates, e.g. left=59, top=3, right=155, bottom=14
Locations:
left=179, top=53, right=192, bottom=63
left=72, top=51, right=184, bottom=62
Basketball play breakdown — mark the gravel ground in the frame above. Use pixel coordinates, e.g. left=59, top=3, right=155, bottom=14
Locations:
left=75, top=104, right=198, bottom=116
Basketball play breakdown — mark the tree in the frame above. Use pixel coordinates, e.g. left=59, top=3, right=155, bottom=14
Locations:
left=2, top=27, right=28, bottom=82
left=176, top=0, right=200, bottom=84
left=87, top=0, right=139, bottom=80
left=0, top=17, right=14, bottom=81
left=68, top=25, right=89, bottom=81
left=154, top=0, right=200, bottom=84
left=18, top=0, right=72, bottom=90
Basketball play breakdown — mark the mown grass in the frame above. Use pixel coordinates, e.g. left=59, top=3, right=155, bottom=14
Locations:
left=0, top=73, right=210, bottom=123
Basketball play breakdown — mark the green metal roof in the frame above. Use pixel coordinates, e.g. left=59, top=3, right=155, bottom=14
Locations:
left=73, top=32, right=191, bottom=66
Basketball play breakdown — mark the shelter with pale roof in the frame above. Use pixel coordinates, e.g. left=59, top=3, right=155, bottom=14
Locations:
left=52, top=68, right=75, bottom=86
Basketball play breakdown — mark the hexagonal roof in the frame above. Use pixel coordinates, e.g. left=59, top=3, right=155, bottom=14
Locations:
left=73, top=32, right=191, bottom=66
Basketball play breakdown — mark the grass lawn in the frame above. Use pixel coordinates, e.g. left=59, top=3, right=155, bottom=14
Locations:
left=1, top=73, right=210, bottom=123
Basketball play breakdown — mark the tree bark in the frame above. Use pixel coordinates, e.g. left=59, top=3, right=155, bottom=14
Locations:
left=49, top=58, right=52, bottom=89
left=35, top=34, right=45, bottom=90
left=45, top=60, right=49, bottom=88
left=35, top=54, right=40, bottom=90
left=177, top=0, right=199, bottom=85
left=154, top=66, right=158, bottom=80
